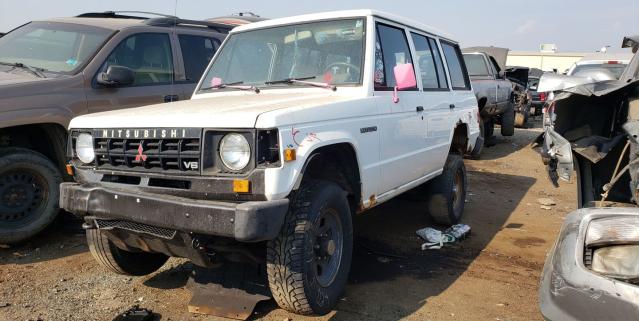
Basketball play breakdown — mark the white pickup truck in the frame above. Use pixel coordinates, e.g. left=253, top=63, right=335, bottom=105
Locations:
left=60, top=10, right=481, bottom=315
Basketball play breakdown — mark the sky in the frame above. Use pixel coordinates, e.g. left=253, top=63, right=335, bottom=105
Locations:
left=1, top=0, right=637, bottom=53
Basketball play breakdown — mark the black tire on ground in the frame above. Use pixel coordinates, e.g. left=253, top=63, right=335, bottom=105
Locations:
left=470, top=118, right=484, bottom=159
left=267, top=180, right=353, bottom=315
left=501, top=103, right=515, bottom=136
left=86, top=229, right=169, bottom=276
left=0, top=148, right=62, bottom=244
left=483, top=117, right=494, bottom=141
left=426, top=153, right=467, bottom=225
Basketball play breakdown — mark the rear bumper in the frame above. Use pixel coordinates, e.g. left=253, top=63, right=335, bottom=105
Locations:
left=60, top=182, right=289, bottom=242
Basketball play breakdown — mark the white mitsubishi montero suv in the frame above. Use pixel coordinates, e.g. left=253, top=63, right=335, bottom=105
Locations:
left=61, top=10, right=482, bottom=315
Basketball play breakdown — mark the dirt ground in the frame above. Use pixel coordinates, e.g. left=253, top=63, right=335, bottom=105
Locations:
left=0, top=119, right=576, bottom=321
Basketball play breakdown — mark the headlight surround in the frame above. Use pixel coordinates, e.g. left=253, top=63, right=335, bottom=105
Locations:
left=219, top=133, right=251, bottom=171
left=75, top=133, right=95, bottom=164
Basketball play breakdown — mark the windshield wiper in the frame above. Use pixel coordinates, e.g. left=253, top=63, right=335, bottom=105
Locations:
left=265, top=76, right=337, bottom=91
left=0, top=62, right=46, bottom=78
left=200, top=81, right=260, bottom=93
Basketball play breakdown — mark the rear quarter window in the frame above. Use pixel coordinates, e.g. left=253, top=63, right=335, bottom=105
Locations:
left=441, top=41, right=471, bottom=90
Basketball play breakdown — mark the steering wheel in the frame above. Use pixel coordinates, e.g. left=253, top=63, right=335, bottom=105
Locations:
left=324, top=62, right=360, bottom=75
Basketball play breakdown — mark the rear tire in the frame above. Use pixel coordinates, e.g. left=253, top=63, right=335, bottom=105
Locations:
left=426, top=154, right=467, bottom=225
left=86, top=229, right=169, bottom=276
left=267, top=180, right=353, bottom=315
left=0, top=148, right=62, bottom=244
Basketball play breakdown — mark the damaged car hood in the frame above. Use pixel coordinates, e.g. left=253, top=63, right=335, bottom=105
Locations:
left=69, top=91, right=357, bottom=129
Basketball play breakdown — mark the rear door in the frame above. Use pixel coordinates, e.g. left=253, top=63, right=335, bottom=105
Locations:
left=409, top=32, right=453, bottom=173
left=86, top=31, right=181, bottom=113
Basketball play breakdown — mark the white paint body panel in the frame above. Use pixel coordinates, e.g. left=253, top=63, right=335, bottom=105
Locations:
left=68, top=11, right=480, bottom=210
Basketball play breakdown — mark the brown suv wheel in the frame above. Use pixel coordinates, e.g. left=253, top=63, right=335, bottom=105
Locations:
left=0, top=148, right=62, bottom=244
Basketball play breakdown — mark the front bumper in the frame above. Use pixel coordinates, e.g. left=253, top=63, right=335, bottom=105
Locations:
left=60, top=182, right=289, bottom=242
left=539, top=208, right=639, bottom=321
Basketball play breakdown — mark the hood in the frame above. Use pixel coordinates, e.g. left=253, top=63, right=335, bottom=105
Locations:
left=69, top=91, right=356, bottom=129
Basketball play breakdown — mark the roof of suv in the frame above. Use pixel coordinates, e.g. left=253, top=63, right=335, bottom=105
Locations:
left=231, top=9, right=455, bottom=42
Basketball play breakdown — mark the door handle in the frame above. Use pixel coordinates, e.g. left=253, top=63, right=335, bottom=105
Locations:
left=164, top=95, right=179, bottom=102
left=449, top=104, right=456, bottom=109
left=416, top=106, right=424, bottom=112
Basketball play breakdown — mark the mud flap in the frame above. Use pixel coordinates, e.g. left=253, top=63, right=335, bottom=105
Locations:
left=187, top=264, right=271, bottom=320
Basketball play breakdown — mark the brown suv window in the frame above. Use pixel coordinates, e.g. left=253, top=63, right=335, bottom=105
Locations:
left=178, top=35, right=219, bottom=82
left=104, top=33, right=174, bottom=86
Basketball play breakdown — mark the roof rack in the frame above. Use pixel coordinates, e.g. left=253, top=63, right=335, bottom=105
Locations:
left=144, top=17, right=233, bottom=33
left=76, top=11, right=233, bottom=32
left=76, top=11, right=176, bottom=20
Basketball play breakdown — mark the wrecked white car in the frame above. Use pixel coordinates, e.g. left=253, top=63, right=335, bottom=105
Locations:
left=538, top=35, right=639, bottom=321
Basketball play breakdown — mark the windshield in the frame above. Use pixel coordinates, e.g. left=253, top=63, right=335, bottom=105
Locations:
left=0, top=21, right=112, bottom=74
left=199, top=18, right=365, bottom=92
left=570, top=63, right=628, bottom=79
left=463, top=54, right=489, bottom=76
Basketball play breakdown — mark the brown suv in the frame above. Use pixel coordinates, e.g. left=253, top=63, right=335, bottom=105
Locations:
left=0, top=11, right=262, bottom=244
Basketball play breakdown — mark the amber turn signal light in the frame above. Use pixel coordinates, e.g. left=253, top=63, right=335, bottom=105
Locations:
left=233, top=179, right=250, bottom=193
left=65, top=164, right=74, bottom=176
left=284, top=148, right=296, bottom=162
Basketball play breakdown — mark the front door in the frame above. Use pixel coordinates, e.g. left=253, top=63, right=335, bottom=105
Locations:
left=86, top=32, right=181, bottom=114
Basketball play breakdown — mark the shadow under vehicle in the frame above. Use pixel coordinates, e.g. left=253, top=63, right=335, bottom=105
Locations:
left=537, top=35, right=639, bottom=321
left=0, top=11, right=263, bottom=244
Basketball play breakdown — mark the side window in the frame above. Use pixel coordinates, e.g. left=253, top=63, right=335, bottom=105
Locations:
left=441, top=41, right=471, bottom=90
left=178, top=35, right=219, bottom=82
left=463, top=54, right=490, bottom=76
left=104, top=33, right=173, bottom=86
left=375, top=23, right=414, bottom=90
left=428, top=38, right=448, bottom=89
left=411, top=33, right=448, bottom=90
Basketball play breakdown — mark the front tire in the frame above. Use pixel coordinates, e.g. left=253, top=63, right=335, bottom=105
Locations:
left=267, top=180, right=353, bottom=315
left=501, top=102, right=516, bottom=136
left=426, top=154, right=467, bottom=225
left=87, top=229, right=169, bottom=276
left=0, top=148, right=62, bottom=244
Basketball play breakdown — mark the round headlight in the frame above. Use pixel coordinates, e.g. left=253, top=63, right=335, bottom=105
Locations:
left=219, top=133, right=250, bottom=171
left=76, top=133, right=95, bottom=164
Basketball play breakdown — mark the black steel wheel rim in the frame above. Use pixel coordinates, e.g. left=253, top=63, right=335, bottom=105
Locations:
left=0, top=169, right=48, bottom=224
left=312, top=207, right=344, bottom=288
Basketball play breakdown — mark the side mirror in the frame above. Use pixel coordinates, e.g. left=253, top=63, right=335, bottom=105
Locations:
left=97, top=65, right=134, bottom=87
left=497, top=70, right=506, bottom=79
left=392, top=63, right=417, bottom=103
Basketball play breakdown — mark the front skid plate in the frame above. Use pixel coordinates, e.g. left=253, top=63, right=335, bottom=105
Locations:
left=187, top=264, right=271, bottom=320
